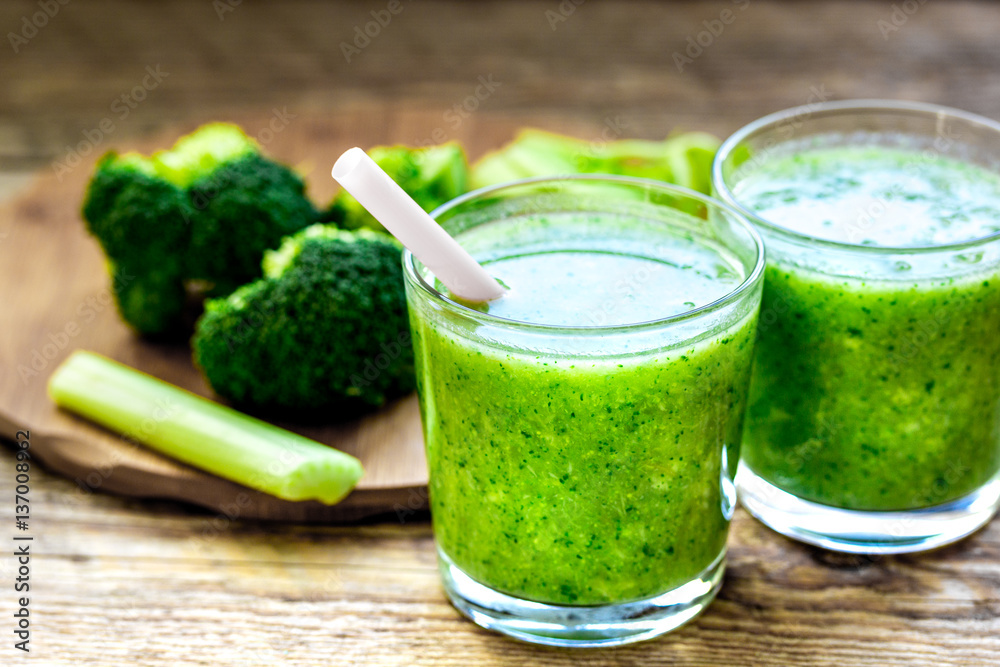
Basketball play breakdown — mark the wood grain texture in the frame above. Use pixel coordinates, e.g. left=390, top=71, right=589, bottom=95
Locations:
left=3, top=1, right=1000, bottom=665
left=1, top=455, right=998, bottom=667
left=3, top=1, right=1000, bottom=170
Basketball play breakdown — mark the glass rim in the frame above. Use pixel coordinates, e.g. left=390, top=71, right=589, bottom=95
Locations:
left=712, top=98, right=1000, bottom=255
left=402, top=174, right=765, bottom=334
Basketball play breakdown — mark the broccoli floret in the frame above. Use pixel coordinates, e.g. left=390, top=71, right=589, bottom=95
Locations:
left=187, top=152, right=317, bottom=292
left=192, top=225, right=414, bottom=415
left=81, top=123, right=317, bottom=335
left=82, top=154, right=194, bottom=334
left=113, top=266, right=188, bottom=335
left=324, top=142, right=468, bottom=232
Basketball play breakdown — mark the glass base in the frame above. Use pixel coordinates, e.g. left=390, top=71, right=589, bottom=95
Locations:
left=736, top=464, right=1000, bottom=554
left=438, top=548, right=724, bottom=648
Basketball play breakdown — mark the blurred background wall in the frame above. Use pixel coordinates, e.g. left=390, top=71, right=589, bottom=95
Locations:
left=2, top=0, right=998, bottom=189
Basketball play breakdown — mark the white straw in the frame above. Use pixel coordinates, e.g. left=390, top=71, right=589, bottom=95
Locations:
left=331, top=148, right=506, bottom=302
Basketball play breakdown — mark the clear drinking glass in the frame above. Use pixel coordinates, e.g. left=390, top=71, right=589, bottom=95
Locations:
left=403, top=176, right=764, bottom=646
left=713, top=100, right=1000, bottom=554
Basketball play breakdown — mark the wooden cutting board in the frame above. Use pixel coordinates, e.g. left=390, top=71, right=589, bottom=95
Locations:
left=0, top=105, right=601, bottom=522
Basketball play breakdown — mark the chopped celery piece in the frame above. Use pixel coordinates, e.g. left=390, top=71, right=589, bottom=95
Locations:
left=48, top=351, right=364, bottom=505
left=470, top=128, right=721, bottom=194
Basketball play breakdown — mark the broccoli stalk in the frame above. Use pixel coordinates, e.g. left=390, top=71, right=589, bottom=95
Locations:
left=470, top=128, right=721, bottom=194
left=323, top=142, right=469, bottom=232
left=192, top=224, right=415, bottom=415
left=48, top=351, right=364, bottom=505
left=82, top=123, right=317, bottom=336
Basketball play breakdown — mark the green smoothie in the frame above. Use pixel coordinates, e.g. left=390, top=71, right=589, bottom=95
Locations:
left=734, top=145, right=1000, bottom=510
left=408, top=211, right=759, bottom=605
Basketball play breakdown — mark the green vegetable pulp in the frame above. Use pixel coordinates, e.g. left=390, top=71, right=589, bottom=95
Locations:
left=734, top=145, right=1000, bottom=510
left=409, top=212, right=757, bottom=605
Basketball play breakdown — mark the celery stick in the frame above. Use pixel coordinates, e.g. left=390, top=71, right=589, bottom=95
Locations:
left=48, top=351, right=364, bottom=505
left=503, top=141, right=581, bottom=175
left=470, top=129, right=581, bottom=188
left=470, top=128, right=722, bottom=195
left=468, top=153, right=526, bottom=189
left=662, top=132, right=722, bottom=194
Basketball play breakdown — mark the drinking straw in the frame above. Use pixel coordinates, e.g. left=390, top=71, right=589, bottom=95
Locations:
left=332, top=148, right=506, bottom=302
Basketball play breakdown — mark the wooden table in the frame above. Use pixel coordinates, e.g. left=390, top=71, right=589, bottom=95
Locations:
left=3, top=1, right=1000, bottom=665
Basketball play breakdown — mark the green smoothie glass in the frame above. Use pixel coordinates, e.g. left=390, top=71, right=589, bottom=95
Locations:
left=713, top=100, right=1000, bottom=554
left=403, top=177, right=764, bottom=646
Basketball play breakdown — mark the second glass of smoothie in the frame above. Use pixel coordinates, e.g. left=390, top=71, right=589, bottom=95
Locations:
left=714, top=100, right=1000, bottom=554
left=404, top=177, right=764, bottom=646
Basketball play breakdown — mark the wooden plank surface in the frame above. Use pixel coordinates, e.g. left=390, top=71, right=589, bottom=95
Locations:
left=2, top=1, right=1000, bottom=665
left=2, top=454, right=998, bottom=666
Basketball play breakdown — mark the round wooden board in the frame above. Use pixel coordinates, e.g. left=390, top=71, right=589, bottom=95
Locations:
left=0, top=106, right=604, bottom=522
